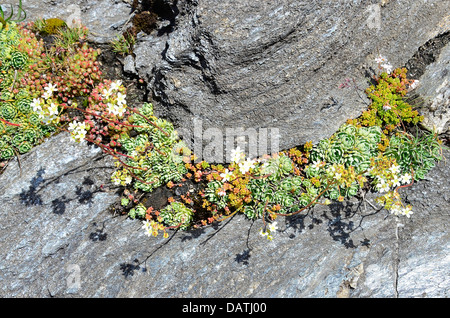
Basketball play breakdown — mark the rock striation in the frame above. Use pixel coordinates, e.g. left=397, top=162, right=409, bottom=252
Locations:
left=132, top=0, right=450, bottom=157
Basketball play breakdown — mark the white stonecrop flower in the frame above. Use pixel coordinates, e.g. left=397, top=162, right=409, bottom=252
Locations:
left=42, top=91, right=52, bottom=100
left=220, top=169, right=233, bottom=182
left=409, top=80, right=420, bottom=90
left=268, top=222, right=278, bottom=233
left=231, top=146, right=244, bottom=163
left=31, top=98, right=42, bottom=112
left=390, top=204, right=402, bottom=216
left=327, top=165, right=336, bottom=174
left=107, top=103, right=118, bottom=116
left=380, top=184, right=390, bottom=193
left=389, top=164, right=401, bottom=174
left=116, top=92, right=126, bottom=105
left=111, top=171, right=122, bottom=186
left=37, top=109, right=46, bottom=119
left=102, top=88, right=113, bottom=99
left=381, top=63, right=394, bottom=74
left=402, top=206, right=413, bottom=218
left=142, top=220, right=152, bottom=237
left=44, top=82, right=58, bottom=98
left=110, top=80, right=122, bottom=91
left=376, top=178, right=390, bottom=193
left=392, top=175, right=401, bottom=188
left=124, top=175, right=133, bottom=185
left=116, top=103, right=127, bottom=117
left=68, top=121, right=79, bottom=132
left=311, top=160, right=323, bottom=169
left=375, top=54, right=387, bottom=64
left=68, top=121, right=88, bottom=143
left=41, top=114, right=56, bottom=125
left=106, top=102, right=127, bottom=117
left=73, top=128, right=87, bottom=142
left=239, top=157, right=256, bottom=174
left=48, top=103, right=59, bottom=116
left=400, top=173, right=412, bottom=185
left=142, top=220, right=151, bottom=230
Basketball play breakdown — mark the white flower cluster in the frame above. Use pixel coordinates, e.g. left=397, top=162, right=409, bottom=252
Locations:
left=375, top=54, right=393, bottom=74
left=30, top=83, right=60, bottom=125
left=42, top=82, right=58, bottom=99
left=220, top=168, right=233, bottom=182
left=259, top=221, right=278, bottom=241
left=142, top=219, right=168, bottom=238
left=371, top=164, right=412, bottom=194
left=111, top=168, right=133, bottom=186
left=390, top=203, right=413, bottom=218
left=68, top=121, right=89, bottom=143
left=230, top=146, right=258, bottom=174
left=409, top=79, right=420, bottom=90
left=324, top=164, right=345, bottom=181
left=369, top=163, right=414, bottom=218
left=142, top=220, right=153, bottom=237
left=103, top=80, right=127, bottom=117
left=310, top=160, right=325, bottom=170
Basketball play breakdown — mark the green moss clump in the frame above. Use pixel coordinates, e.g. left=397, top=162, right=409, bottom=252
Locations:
left=42, top=18, right=66, bottom=35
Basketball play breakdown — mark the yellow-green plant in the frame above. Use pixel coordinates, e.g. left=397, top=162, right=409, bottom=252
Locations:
left=347, top=67, right=423, bottom=133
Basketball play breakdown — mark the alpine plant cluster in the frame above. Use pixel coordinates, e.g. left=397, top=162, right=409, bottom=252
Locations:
left=0, top=11, right=444, bottom=241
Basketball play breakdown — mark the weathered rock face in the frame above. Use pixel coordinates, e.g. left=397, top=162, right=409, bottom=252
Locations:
left=17, top=0, right=132, bottom=43
left=412, top=39, right=450, bottom=137
left=132, top=0, right=450, bottom=158
left=0, top=132, right=449, bottom=297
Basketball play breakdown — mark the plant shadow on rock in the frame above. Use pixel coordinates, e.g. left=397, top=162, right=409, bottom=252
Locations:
left=234, top=220, right=255, bottom=266
left=285, top=196, right=378, bottom=250
left=49, top=177, right=97, bottom=215
left=89, top=221, right=108, bottom=242
left=118, top=214, right=233, bottom=278
left=51, top=195, right=70, bottom=215
left=19, top=163, right=111, bottom=215
left=322, top=201, right=363, bottom=249
left=235, top=249, right=251, bottom=266
left=19, top=168, right=46, bottom=206
left=119, top=259, right=142, bottom=278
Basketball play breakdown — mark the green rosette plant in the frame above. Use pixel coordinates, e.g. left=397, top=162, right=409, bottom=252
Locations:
left=159, top=201, right=195, bottom=231
left=309, top=124, right=382, bottom=175
left=111, top=102, right=189, bottom=193
left=384, top=130, right=443, bottom=180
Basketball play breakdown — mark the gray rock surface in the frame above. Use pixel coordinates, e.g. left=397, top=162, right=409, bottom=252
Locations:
left=0, top=131, right=448, bottom=297
left=133, top=0, right=450, bottom=157
left=14, top=0, right=132, bottom=43
left=414, top=41, right=450, bottom=137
